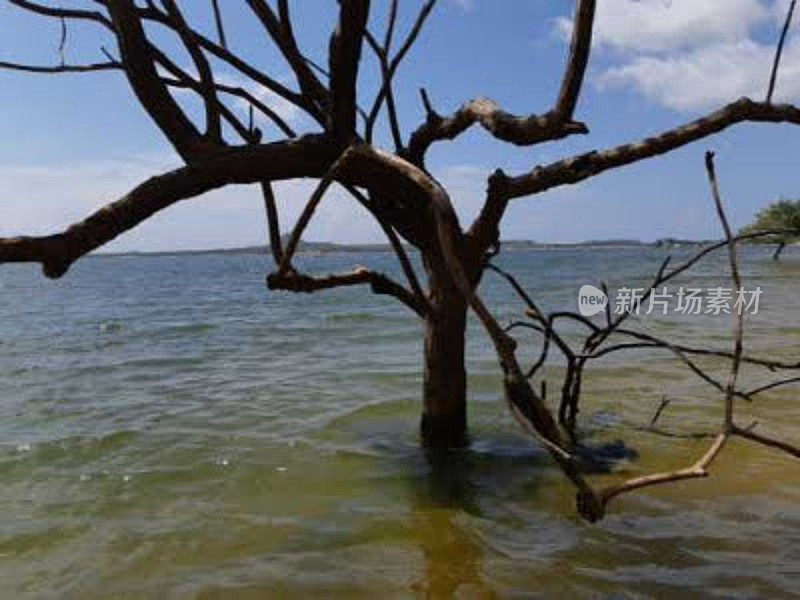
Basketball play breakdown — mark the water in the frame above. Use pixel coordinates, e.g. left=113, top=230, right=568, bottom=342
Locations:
left=1, top=247, right=798, bottom=598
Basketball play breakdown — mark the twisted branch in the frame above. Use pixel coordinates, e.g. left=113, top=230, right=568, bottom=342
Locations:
left=503, top=99, right=800, bottom=200
left=267, top=267, right=426, bottom=318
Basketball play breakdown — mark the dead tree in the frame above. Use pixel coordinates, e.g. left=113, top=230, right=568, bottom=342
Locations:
left=0, top=1, right=799, bottom=514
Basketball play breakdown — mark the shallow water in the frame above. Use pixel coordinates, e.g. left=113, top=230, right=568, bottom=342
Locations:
left=0, top=247, right=798, bottom=598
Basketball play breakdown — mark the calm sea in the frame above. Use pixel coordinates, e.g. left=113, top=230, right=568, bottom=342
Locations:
left=1, top=247, right=798, bottom=598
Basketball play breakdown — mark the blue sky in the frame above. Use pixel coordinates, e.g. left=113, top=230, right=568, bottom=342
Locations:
left=1, top=0, right=800, bottom=251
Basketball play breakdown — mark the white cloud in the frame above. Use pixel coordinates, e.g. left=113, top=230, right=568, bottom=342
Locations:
left=557, top=0, right=800, bottom=112
left=558, top=0, right=769, bottom=53
left=0, top=155, right=387, bottom=252
left=0, top=154, right=178, bottom=238
left=597, top=36, right=800, bottom=110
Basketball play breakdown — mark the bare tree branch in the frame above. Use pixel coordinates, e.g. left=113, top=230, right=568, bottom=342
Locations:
left=213, top=84, right=296, bottom=138
left=705, top=151, right=743, bottom=431
left=245, top=0, right=329, bottom=112
left=555, top=0, right=596, bottom=120
left=465, top=169, right=513, bottom=252
left=497, top=228, right=800, bottom=436
left=405, top=0, right=590, bottom=167
left=210, top=0, right=227, bottom=49
left=261, top=181, right=283, bottom=264
left=147, top=46, right=259, bottom=143
left=262, top=158, right=430, bottom=316
left=329, top=0, right=370, bottom=142
left=588, top=327, right=800, bottom=373
left=363, top=31, right=403, bottom=150
left=504, top=99, right=800, bottom=200
left=137, top=4, right=319, bottom=123
left=588, top=154, right=745, bottom=514
left=732, top=423, right=800, bottom=459
left=364, top=0, right=436, bottom=144
left=162, top=0, right=223, bottom=143
left=383, top=0, right=399, bottom=51
left=598, top=432, right=728, bottom=507
left=0, top=60, right=120, bottom=73
left=767, top=0, right=797, bottom=103
left=590, top=155, right=796, bottom=517
left=106, top=0, right=211, bottom=161
left=343, top=185, right=431, bottom=314
left=267, top=267, right=427, bottom=318
left=276, top=148, right=355, bottom=274
left=0, top=136, right=340, bottom=277
left=7, top=0, right=113, bottom=29
left=406, top=97, right=588, bottom=166
left=744, top=376, right=800, bottom=398
left=58, top=14, right=67, bottom=65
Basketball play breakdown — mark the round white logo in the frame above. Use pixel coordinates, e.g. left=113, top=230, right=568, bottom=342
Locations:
left=578, top=284, right=608, bottom=317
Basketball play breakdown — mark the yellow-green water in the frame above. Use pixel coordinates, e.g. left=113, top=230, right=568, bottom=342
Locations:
left=1, top=248, right=798, bottom=598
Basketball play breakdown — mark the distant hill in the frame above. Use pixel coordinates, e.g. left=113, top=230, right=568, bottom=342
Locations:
left=98, top=237, right=726, bottom=258
left=501, top=239, right=648, bottom=249
left=653, top=238, right=718, bottom=247
left=99, top=240, right=398, bottom=258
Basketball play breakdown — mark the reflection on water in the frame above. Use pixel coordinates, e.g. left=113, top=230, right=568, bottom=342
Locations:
left=412, top=449, right=491, bottom=598
left=0, top=247, right=798, bottom=598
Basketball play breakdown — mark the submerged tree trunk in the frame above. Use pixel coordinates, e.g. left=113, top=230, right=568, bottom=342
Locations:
left=421, top=297, right=468, bottom=448
left=419, top=244, right=475, bottom=448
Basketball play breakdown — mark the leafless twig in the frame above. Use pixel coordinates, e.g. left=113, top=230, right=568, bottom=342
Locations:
left=767, top=0, right=797, bottom=103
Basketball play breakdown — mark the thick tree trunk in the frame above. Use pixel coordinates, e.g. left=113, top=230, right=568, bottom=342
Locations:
left=421, top=296, right=468, bottom=448
left=419, top=233, right=482, bottom=448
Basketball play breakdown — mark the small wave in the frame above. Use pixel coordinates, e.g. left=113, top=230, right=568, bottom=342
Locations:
left=326, top=312, right=379, bottom=323
left=99, top=321, right=122, bottom=333
left=148, top=322, right=217, bottom=337
left=118, top=355, right=206, bottom=369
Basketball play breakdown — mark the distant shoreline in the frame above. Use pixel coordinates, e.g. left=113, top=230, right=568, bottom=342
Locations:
left=95, top=238, right=727, bottom=259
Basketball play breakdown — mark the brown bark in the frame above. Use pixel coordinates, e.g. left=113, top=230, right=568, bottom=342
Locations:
left=418, top=223, right=481, bottom=449
left=421, top=290, right=468, bottom=448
